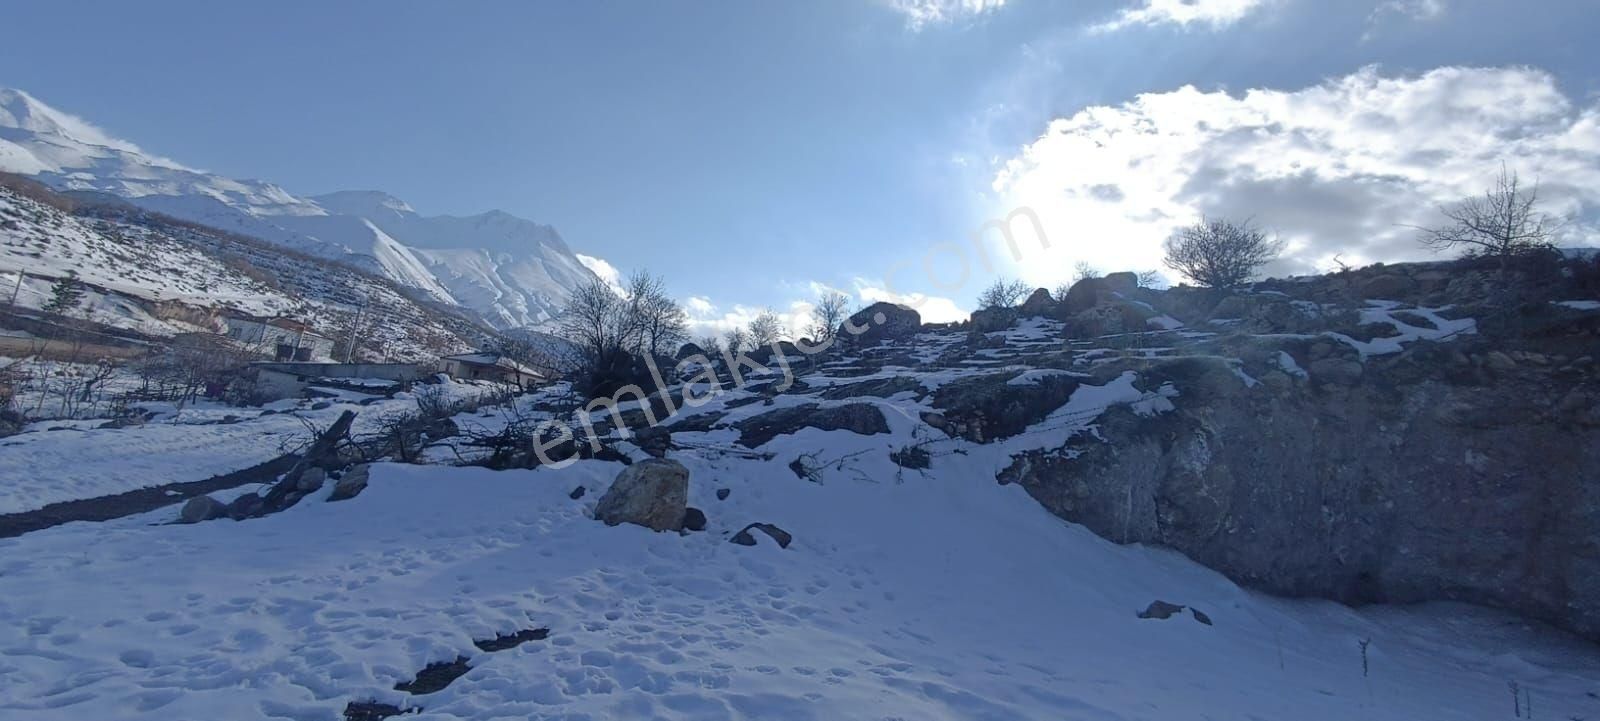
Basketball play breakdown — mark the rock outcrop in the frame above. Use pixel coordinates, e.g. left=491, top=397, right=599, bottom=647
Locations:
left=839, top=302, right=920, bottom=349
left=594, top=459, right=690, bottom=532
left=999, top=315, right=1600, bottom=640
left=734, top=403, right=890, bottom=448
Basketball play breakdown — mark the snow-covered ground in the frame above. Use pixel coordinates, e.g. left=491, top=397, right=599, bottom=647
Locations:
left=2, top=357, right=1599, bottom=720
left=0, top=380, right=495, bottom=514
left=3, top=449, right=1598, bottom=720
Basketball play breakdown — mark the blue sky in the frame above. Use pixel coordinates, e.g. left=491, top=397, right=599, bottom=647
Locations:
left=3, top=0, right=1599, bottom=332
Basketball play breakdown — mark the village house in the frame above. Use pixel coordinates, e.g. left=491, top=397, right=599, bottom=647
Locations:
left=247, top=361, right=428, bottom=401
left=222, top=314, right=336, bottom=362
left=439, top=352, right=546, bottom=389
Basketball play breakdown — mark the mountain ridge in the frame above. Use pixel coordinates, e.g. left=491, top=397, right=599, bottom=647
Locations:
left=0, top=87, right=598, bottom=329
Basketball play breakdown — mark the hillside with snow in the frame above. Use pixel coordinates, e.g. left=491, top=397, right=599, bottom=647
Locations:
left=0, top=180, right=487, bottom=361
left=0, top=88, right=598, bottom=329
left=4, top=265, right=1600, bottom=719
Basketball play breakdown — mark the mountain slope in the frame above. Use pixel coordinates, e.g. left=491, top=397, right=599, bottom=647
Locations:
left=0, top=88, right=598, bottom=328
left=0, top=180, right=485, bottom=360
left=310, top=191, right=593, bottom=328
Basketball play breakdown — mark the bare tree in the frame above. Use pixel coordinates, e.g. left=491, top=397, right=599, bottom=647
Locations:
left=1136, top=270, right=1164, bottom=289
left=558, top=277, right=637, bottom=366
left=1417, top=166, right=1555, bottom=264
left=747, top=308, right=785, bottom=348
left=806, top=291, right=851, bottom=345
left=625, top=270, right=688, bottom=358
left=1072, top=261, right=1100, bottom=283
left=693, top=334, right=722, bottom=355
left=1162, top=217, right=1284, bottom=289
left=723, top=327, right=750, bottom=355
left=976, top=278, right=1029, bottom=309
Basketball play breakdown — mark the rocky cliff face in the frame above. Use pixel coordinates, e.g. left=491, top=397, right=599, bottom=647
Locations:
left=987, top=257, right=1600, bottom=639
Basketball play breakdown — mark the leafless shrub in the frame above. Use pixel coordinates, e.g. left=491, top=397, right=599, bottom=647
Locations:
left=747, top=309, right=785, bottom=348
left=1072, top=261, right=1100, bottom=283
left=1162, top=217, right=1284, bottom=289
left=1417, top=166, right=1556, bottom=264
left=976, top=278, right=1029, bottom=309
left=806, top=291, right=851, bottom=346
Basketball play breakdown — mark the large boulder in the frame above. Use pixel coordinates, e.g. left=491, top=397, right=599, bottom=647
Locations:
left=594, top=459, right=690, bottom=532
left=969, top=306, right=1017, bottom=333
left=328, top=464, right=371, bottom=502
left=1101, top=271, right=1139, bottom=294
left=838, top=302, right=920, bottom=349
left=1357, top=273, right=1414, bottom=300
left=1069, top=300, right=1154, bottom=337
left=178, top=495, right=227, bottom=524
left=1018, top=288, right=1054, bottom=317
left=1061, top=277, right=1110, bottom=314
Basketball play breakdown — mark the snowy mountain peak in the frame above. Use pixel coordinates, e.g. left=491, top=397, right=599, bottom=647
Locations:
left=0, top=87, right=192, bottom=175
left=0, top=87, right=602, bottom=329
left=309, top=190, right=418, bottom=221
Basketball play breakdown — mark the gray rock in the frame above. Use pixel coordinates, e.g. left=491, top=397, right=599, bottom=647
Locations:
left=226, top=493, right=264, bottom=519
left=594, top=459, right=690, bottom=532
left=682, top=507, right=707, bottom=532
left=1358, top=273, right=1414, bottom=299
left=1137, top=600, right=1185, bottom=620
left=632, top=426, right=672, bottom=458
left=294, top=467, right=327, bottom=492
left=734, top=403, right=889, bottom=449
left=1001, top=350, right=1600, bottom=642
left=716, top=488, right=730, bottom=501
left=1061, top=277, right=1109, bottom=314
left=1485, top=350, right=1517, bottom=371
left=838, top=302, right=920, bottom=349
left=179, top=495, right=227, bottom=524
left=328, top=464, right=371, bottom=502
left=1018, top=288, right=1054, bottom=316
left=569, top=486, right=587, bottom=500
left=969, top=306, right=1017, bottom=333
left=730, top=522, right=792, bottom=549
left=1101, top=271, right=1139, bottom=294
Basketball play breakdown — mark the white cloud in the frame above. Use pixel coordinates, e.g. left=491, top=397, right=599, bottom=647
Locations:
left=682, top=298, right=817, bottom=344
left=679, top=277, right=971, bottom=344
left=1374, top=0, right=1446, bottom=21
left=851, top=277, right=969, bottom=323
left=1363, top=0, right=1446, bottom=40
left=992, top=65, right=1600, bottom=287
left=574, top=254, right=624, bottom=293
left=886, top=0, right=1007, bottom=30
left=1095, top=0, right=1270, bottom=32
left=684, top=296, right=717, bottom=316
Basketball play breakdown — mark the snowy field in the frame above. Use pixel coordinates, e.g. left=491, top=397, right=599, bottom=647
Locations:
left=0, top=381, right=493, bottom=514
left=2, top=367, right=1600, bottom=720
left=2, top=456, right=1598, bottom=720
